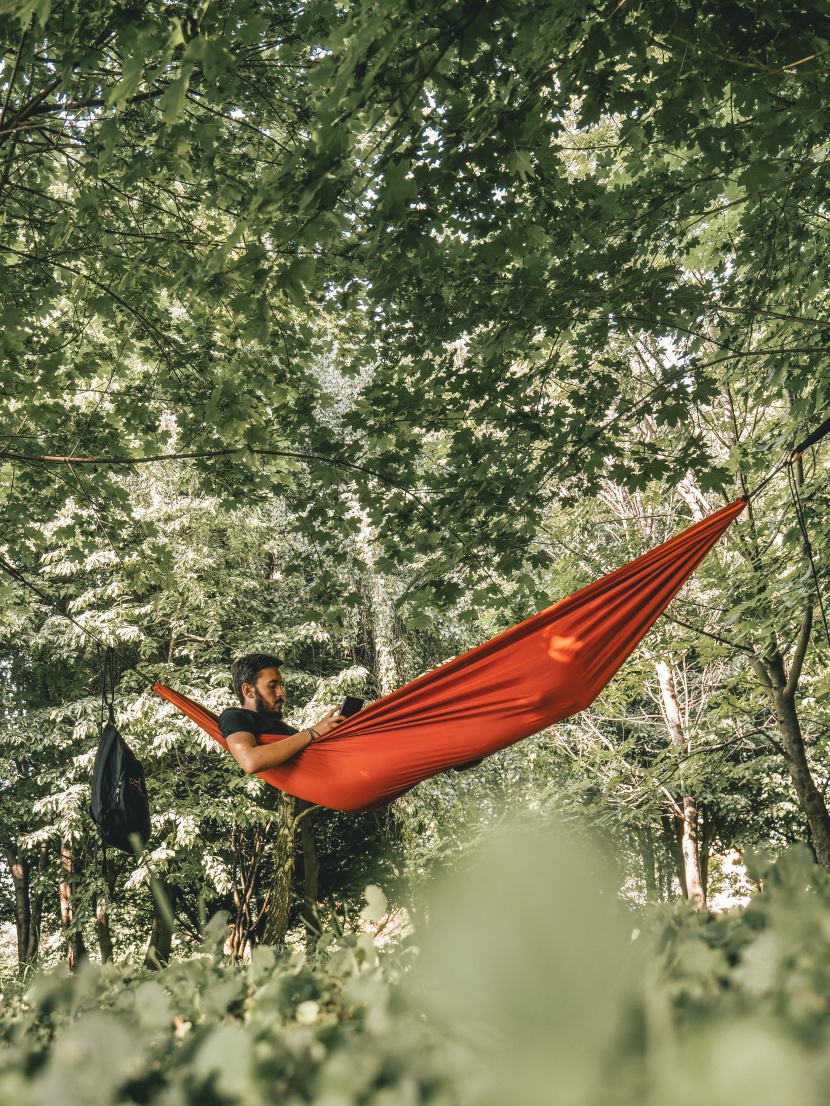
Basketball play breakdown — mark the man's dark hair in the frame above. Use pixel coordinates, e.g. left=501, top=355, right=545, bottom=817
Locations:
left=232, top=653, right=284, bottom=704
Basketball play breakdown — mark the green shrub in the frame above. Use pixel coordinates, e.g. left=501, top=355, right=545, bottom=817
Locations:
left=5, top=837, right=830, bottom=1106
left=0, top=912, right=455, bottom=1106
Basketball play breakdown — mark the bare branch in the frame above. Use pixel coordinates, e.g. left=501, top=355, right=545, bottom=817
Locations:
left=664, top=613, right=756, bottom=656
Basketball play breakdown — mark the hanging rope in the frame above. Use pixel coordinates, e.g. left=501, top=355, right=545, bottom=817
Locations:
left=793, top=416, right=830, bottom=457
left=786, top=458, right=830, bottom=652
left=99, top=645, right=119, bottom=726
left=744, top=452, right=790, bottom=501
left=3, top=413, right=830, bottom=686
left=778, top=414, right=830, bottom=652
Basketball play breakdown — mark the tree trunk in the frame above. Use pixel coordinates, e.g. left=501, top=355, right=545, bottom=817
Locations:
left=96, top=896, right=114, bottom=963
left=27, top=841, right=49, bottom=963
left=4, top=840, right=31, bottom=968
left=655, top=820, right=680, bottom=900
left=699, top=803, right=713, bottom=900
left=299, top=803, right=321, bottom=944
left=751, top=625, right=830, bottom=870
left=60, top=842, right=87, bottom=971
left=228, top=820, right=271, bottom=961
left=660, top=811, right=686, bottom=898
left=369, top=569, right=398, bottom=696
left=261, top=792, right=296, bottom=947
left=656, top=661, right=706, bottom=909
left=355, top=512, right=399, bottom=696
left=728, top=433, right=830, bottom=870
left=144, top=879, right=175, bottom=969
left=637, top=826, right=658, bottom=902
left=94, top=857, right=117, bottom=963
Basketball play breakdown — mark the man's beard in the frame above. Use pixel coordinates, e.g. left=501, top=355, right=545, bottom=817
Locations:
left=253, top=688, right=282, bottom=716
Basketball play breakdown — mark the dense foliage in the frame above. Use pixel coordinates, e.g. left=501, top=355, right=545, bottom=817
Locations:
left=3, top=0, right=830, bottom=1072
left=4, top=836, right=830, bottom=1106
left=3, top=0, right=830, bottom=576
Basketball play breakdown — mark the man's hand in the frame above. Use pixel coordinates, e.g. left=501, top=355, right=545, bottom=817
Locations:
left=312, top=706, right=345, bottom=739
left=225, top=706, right=347, bottom=775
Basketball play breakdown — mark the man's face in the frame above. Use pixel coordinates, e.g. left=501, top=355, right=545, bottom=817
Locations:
left=250, top=667, right=285, bottom=714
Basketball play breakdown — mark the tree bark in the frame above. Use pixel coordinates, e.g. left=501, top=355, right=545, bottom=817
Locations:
left=637, top=826, right=658, bottom=902
left=751, top=619, right=830, bottom=870
left=228, top=820, right=271, bottom=961
left=96, top=895, right=114, bottom=963
left=60, top=841, right=87, bottom=971
left=4, top=839, right=31, bottom=967
left=27, top=841, right=49, bottom=963
left=144, top=879, right=175, bottom=969
left=261, top=792, right=296, bottom=947
left=355, top=512, right=399, bottom=696
left=656, top=661, right=706, bottom=909
left=299, top=803, right=321, bottom=943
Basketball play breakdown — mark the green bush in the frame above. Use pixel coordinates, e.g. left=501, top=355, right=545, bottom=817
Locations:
left=415, top=834, right=830, bottom=1106
left=4, top=836, right=830, bottom=1106
left=0, top=912, right=455, bottom=1106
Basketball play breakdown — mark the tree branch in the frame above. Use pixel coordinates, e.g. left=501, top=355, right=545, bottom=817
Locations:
left=784, top=605, right=813, bottom=701
left=750, top=656, right=773, bottom=689
left=702, top=302, right=830, bottom=331
left=0, top=26, right=27, bottom=133
left=664, top=613, right=756, bottom=656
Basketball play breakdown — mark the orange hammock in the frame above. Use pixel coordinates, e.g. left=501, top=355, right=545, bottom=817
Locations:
left=154, top=499, right=745, bottom=812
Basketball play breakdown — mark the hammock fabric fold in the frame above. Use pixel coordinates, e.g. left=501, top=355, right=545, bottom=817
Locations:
left=154, top=499, right=745, bottom=812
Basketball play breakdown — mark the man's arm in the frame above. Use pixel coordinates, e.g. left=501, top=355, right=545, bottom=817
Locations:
left=226, top=729, right=312, bottom=773
left=226, top=708, right=343, bottom=774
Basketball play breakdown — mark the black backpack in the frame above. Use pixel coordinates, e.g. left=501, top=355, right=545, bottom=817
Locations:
left=89, top=721, right=152, bottom=853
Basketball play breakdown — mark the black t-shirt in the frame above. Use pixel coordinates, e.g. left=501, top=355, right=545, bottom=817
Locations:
left=218, top=707, right=298, bottom=741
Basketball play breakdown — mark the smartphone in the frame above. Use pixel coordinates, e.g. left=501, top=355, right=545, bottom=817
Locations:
left=338, top=695, right=364, bottom=718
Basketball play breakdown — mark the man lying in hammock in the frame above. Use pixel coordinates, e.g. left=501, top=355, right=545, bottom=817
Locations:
left=218, top=652, right=343, bottom=773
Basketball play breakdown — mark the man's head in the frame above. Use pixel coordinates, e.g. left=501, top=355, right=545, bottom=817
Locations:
left=232, top=652, right=285, bottom=714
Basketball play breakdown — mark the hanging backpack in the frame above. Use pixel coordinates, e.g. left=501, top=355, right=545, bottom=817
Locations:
left=89, top=720, right=152, bottom=853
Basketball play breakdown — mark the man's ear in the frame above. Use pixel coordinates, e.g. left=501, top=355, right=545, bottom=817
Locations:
left=241, top=681, right=255, bottom=701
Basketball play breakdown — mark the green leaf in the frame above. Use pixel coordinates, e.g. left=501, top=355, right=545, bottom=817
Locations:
left=360, top=883, right=387, bottom=923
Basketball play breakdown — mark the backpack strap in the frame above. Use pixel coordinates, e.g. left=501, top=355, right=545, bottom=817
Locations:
left=100, top=646, right=117, bottom=727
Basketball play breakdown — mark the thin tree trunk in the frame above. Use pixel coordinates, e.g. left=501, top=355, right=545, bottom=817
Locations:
left=656, top=661, right=706, bottom=909
left=60, top=842, right=87, bottom=971
left=726, top=413, right=830, bottom=870
left=261, top=792, right=296, bottom=947
left=369, top=569, right=398, bottom=696
left=660, top=811, right=686, bottom=898
left=228, top=821, right=271, bottom=961
left=94, top=856, right=118, bottom=963
left=27, top=841, right=49, bottom=963
left=96, top=896, right=114, bottom=963
left=699, top=803, right=713, bottom=900
left=144, top=879, right=175, bottom=969
left=679, top=794, right=704, bottom=907
left=751, top=619, right=830, bottom=870
left=637, top=826, right=658, bottom=902
left=299, top=803, right=321, bottom=943
left=4, top=840, right=31, bottom=968
left=355, top=512, right=399, bottom=696
left=656, top=823, right=679, bottom=900
left=228, top=823, right=246, bottom=961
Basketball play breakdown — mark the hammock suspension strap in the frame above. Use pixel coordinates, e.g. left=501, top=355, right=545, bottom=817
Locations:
left=99, top=646, right=118, bottom=727
left=787, top=459, right=830, bottom=652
